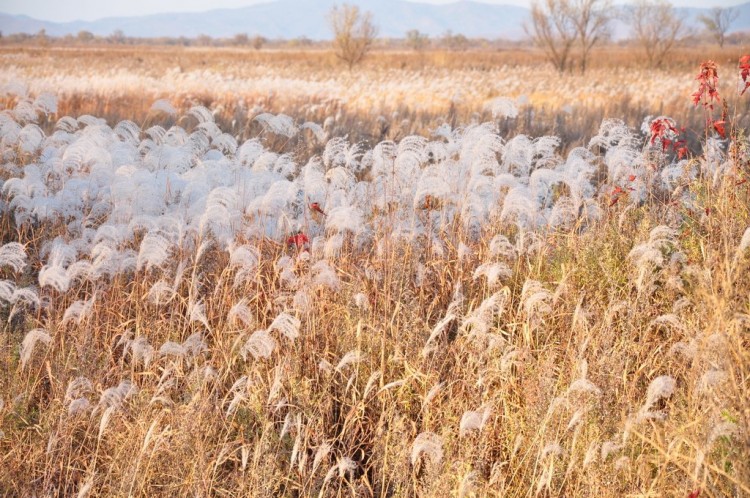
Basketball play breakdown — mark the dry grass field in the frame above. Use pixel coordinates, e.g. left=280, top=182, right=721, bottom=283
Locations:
left=0, top=44, right=748, bottom=497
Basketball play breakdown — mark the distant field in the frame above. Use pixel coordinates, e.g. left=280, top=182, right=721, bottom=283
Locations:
left=2, top=45, right=749, bottom=149
left=0, top=44, right=748, bottom=497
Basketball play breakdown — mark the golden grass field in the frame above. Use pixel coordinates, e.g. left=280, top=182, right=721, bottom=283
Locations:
left=0, top=44, right=748, bottom=497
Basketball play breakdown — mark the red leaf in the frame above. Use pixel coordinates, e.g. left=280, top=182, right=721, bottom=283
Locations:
left=286, top=231, right=309, bottom=249
left=713, top=120, right=726, bottom=139
left=309, top=202, right=327, bottom=216
left=688, top=489, right=701, bottom=498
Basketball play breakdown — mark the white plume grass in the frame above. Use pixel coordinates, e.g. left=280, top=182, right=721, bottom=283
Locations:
left=411, top=432, right=443, bottom=466
left=20, top=328, right=51, bottom=369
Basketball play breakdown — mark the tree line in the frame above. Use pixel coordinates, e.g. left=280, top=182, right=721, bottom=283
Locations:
left=528, top=0, right=740, bottom=72
left=1, top=1, right=743, bottom=72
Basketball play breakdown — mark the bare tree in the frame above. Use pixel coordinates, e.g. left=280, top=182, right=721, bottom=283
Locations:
left=627, top=0, right=684, bottom=68
left=77, top=30, right=94, bottom=43
left=528, top=0, right=577, bottom=73
left=233, top=33, right=249, bottom=46
left=572, top=0, right=612, bottom=73
left=528, top=0, right=610, bottom=73
left=328, top=4, right=378, bottom=70
left=109, top=29, right=126, bottom=44
left=406, top=29, right=429, bottom=51
left=442, top=31, right=469, bottom=51
left=531, top=0, right=612, bottom=72
left=699, top=7, right=738, bottom=48
left=252, top=35, right=266, bottom=50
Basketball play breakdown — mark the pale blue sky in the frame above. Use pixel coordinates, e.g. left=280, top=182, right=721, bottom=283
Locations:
left=1, top=0, right=744, bottom=22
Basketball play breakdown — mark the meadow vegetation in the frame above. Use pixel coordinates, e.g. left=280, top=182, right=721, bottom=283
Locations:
left=0, top=45, right=748, bottom=497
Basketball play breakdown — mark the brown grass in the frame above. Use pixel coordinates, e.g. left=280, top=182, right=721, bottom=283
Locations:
left=0, top=44, right=748, bottom=497
left=3, top=44, right=750, bottom=152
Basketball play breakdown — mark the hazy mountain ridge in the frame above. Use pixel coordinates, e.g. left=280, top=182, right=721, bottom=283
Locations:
left=0, top=0, right=748, bottom=41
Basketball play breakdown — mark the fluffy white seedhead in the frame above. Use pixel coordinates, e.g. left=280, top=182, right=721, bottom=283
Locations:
left=62, top=295, right=96, bottom=325
left=638, top=375, right=676, bottom=421
left=147, top=280, right=175, bottom=305
left=268, top=312, right=300, bottom=342
left=182, top=332, right=207, bottom=357
left=336, top=457, right=357, bottom=478
left=566, top=408, right=588, bottom=431
left=326, top=206, right=364, bottom=234
left=130, top=337, right=154, bottom=367
left=159, top=341, right=186, bottom=358
left=459, top=406, right=492, bottom=436
left=353, top=292, right=370, bottom=311
left=312, top=442, right=332, bottom=474
left=566, top=379, right=602, bottom=397
left=422, top=382, right=444, bottom=410
left=473, top=262, right=512, bottom=288
left=0, top=242, right=27, bottom=273
left=486, top=97, right=519, bottom=119
left=20, top=328, right=51, bottom=369
left=65, top=376, right=93, bottom=402
left=458, top=470, right=479, bottom=498
left=600, top=441, right=623, bottom=461
left=541, top=442, right=563, bottom=459
left=458, top=242, right=473, bottom=260
left=335, top=350, right=362, bottom=372
left=707, top=422, right=738, bottom=447
left=311, top=260, right=340, bottom=291
left=738, top=227, right=750, bottom=254
left=38, top=265, right=70, bottom=293
left=150, top=99, right=177, bottom=117
left=696, top=369, right=727, bottom=394
left=255, top=112, right=298, bottom=138
left=228, top=298, right=255, bottom=328
left=230, top=244, right=260, bottom=287
left=461, top=288, right=510, bottom=338
left=301, top=121, right=326, bottom=143
left=241, top=329, right=276, bottom=360
left=423, top=312, right=457, bottom=356
left=68, top=397, right=91, bottom=417
left=488, top=234, right=516, bottom=260
left=650, top=314, right=683, bottom=331
left=137, top=233, right=172, bottom=271
left=375, top=377, right=404, bottom=392
left=583, top=441, right=599, bottom=467
left=411, top=432, right=443, bottom=466
left=188, top=300, right=210, bottom=330
left=98, top=380, right=137, bottom=410
left=520, top=279, right=553, bottom=316
left=0, top=280, right=14, bottom=303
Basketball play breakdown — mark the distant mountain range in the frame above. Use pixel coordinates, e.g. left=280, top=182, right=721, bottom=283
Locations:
left=1, top=0, right=749, bottom=41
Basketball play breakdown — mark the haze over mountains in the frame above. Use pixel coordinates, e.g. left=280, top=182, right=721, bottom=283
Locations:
left=1, top=0, right=749, bottom=41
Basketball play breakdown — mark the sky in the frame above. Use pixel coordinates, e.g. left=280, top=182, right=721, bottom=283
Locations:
left=0, top=0, right=745, bottom=23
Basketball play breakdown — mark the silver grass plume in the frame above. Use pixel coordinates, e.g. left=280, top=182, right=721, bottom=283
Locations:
left=0, top=242, right=27, bottom=273
left=240, top=329, right=276, bottom=361
left=335, top=350, right=362, bottom=372
left=459, top=405, right=493, bottom=436
left=637, top=375, right=676, bottom=421
left=137, top=232, right=172, bottom=271
left=254, top=112, right=298, bottom=138
left=461, top=288, right=510, bottom=339
left=228, top=298, right=255, bottom=328
left=473, top=262, right=513, bottom=288
left=411, top=432, right=443, bottom=465
left=20, top=328, right=51, bottom=369
left=268, top=312, right=301, bottom=342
